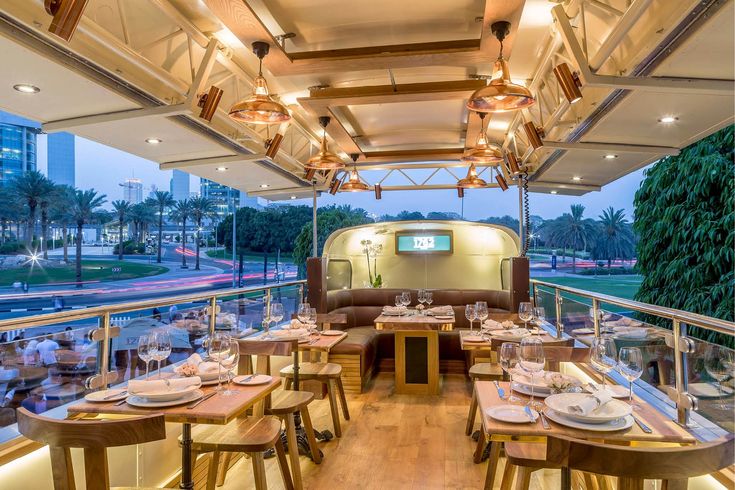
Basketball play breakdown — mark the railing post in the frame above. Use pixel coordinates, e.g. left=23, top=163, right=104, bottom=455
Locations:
left=592, top=298, right=601, bottom=337
left=672, top=319, right=692, bottom=426
left=100, top=312, right=111, bottom=389
left=530, top=282, right=537, bottom=307
left=208, top=296, right=217, bottom=336
left=298, top=283, right=304, bottom=305
left=554, top=289, right=563, bottom=339
left=264, top=288, right=272, bottom=327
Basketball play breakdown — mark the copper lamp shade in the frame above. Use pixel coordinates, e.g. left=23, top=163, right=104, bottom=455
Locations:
left=553, top=63, right=583, bottom=104
left=374, top=183, right=382, bottom=200
left=467, top=22, right=535, bottom=113
left=340, top=168, right=369, bottom=192
left=495, top=173, right=509, bottom=191
left=229, top=42, right=291, bottom=125
left=523, top=121, right=544, bottom=150
left=457, top=163, right=488, bottom=188
left=461, top=132, right=504, bottom=164
left=306, top=116, right=345, bottom=169
left=506, top=151, right=521, bottom=174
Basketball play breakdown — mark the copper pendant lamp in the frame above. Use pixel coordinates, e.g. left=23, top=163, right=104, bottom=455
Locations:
left=229, top=42, right=291, bottom=125
left=457, top=163, right=488, bottom=189
left=340, top=154, right=369, bottom=192
left=467, top=22, right=535, bottom=113
left=305, top=116, right=345, bottom=169
left=462, top=113, right=504, bottom=164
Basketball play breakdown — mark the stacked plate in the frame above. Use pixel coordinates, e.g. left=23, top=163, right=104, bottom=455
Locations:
left=543, top=392, right=634, bottom=431
left=511, top=371, right=580, bottom=398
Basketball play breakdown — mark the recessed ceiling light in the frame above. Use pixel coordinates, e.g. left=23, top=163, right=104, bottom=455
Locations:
left=572, top=176, right=582, bottom=182
left=658, top=116, right=678, bottom=124
left=216, top=167, right=227, bottom=172
left=290, top=195, right=297, bottom=200
left=550, top=190, right=558, bottom=194
left=145, top=138, right=162, bottom=144
left=13, top=84, right=40, bottom=94
left=603, top=154, right=618, bottom=160
left=259, top=184, right=269, bottom=188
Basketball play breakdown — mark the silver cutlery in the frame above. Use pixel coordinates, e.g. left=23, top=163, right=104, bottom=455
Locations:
left=523, top=405, right=536, bottom=423
left=114, top=398, right=128, bottom=406
left=104, top=390, right=126, bottom=400
left=537, top=409, right=551, bottom=430
left=632, top=414, right=652, bottom=433
left=187, top=391, right=216, bottom=409
left=493, top=380, right=507, bottom=400
left=241, top=374, right=256, bottom=383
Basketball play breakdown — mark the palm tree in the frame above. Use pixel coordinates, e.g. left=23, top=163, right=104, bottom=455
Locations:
left=0, top=193, right=23, bottom=244
left=593, top=207, right=637, bottom=270
left=170, top=199, right=193, bottom=269
left=149, top=191, right=175, bottom=263
left=127, top=202, right=154, bottom=243
left=50, top=186, right=75, bottom=262
left=543, top=204, right=596, bottom=273
left=39, top=184, right=63, bottom=259
left=10, top=170, right=54, bottom=248
left=112, top=200, right=131, bottom=260
left=189, top=196, right=215, bottom=270
left=69, top=190, right=107, bottom=286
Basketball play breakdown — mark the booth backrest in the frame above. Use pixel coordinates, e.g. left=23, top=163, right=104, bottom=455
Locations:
left=326, top=288, right=511, bottom=329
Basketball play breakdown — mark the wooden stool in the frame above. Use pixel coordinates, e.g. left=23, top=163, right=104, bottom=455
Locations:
left=16, top=407, right=166, bottom=490
left=498, top=442, right=563, bottom=490
left=280, top=362, right=350, bottom=437
left=189, top=416, right=293, bottom=490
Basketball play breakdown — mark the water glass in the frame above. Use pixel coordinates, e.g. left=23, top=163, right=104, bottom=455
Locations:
left=465, top=304, right=477, bottom=332
left=208, top=332, right=231, bottom=392
left=401, top=291, right=411, bottom=309
left=297, top=303, right=310, bottom=324
left=590, top=336, right=618, bottom=392
left=395, top=295, right=404, bottom=316
left=518, top=302, right=533, bottom=330
left=262, top=305, right=272, bottom=338
left=137, top=334, right=153, bottom=380
left=153, top=330, right=172, bottom=379
left=307, top=307, right=320, bottom=338
left=270, top=302, right=285, bottom=325
left=520, top=336, right=545, bottom=408
left=425, top=291, right=433, bottom=307
left=533, top=307, right=545, bottom=329
left=705, top=345, right=735, bottom=410
left=219, top=340, right=240, bottom=396
left=475, top=301, right=489, bottom=328
left=499, top=342, right=521, bottom=402
left=618, top=347, right=643, bottom=408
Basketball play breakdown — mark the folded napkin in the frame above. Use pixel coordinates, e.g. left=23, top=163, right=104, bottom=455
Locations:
left=427, top=306, right=453, bottom=315
left=483, top=319, right=504, bottom=331
left=289, top=319, right=308, bottom=329
left=272, top=328, right=308, bottom=337
left=128, top=376, right=201, bottom=395
left=568, top=391, right=613, bottom=416
left=383, top=306, right=406, bottom=314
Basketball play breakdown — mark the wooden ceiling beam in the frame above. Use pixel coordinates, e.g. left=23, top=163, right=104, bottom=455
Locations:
left=288, top=39, right=480, bottom=61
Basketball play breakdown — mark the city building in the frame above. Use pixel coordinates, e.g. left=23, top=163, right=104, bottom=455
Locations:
left=0, top=111, right=39, bottom=186
left=46, top=132, right=75, bottom=187
left=120, top=177, right=143, bottom=203
left=200, top=178, right=240, bottom=219
left=170, top=169, right=190, bottom=201
left=148, top=184, right=158, bottom=199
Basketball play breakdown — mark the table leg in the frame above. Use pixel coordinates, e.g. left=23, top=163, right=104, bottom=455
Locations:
left=561, top=466, right=571, bottom=490
left=180, top=423, right=194, bottom=490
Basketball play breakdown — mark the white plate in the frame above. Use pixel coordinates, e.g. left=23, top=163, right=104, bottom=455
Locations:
left=201, top=373, right=234, bottom=386
left=433, top=315, right=455, bottom=320
left=126, top=389, right=204, bottom=408
left=321, top=330, right=344, bottom=336
left=511, top=382, right=551, bottom=398
left=486, top=404, right=538, bottom=424
left=688, top=382, right=735, bottom=399
left=583, top=383, right=629, bottom=398
left=545, top=393, right=632, bottom=423
left=129, top=383, right=201, bottom=402
left=85, top=388, right=128, bottom=402
left=198, top=369, right=236, bottom=382
left=490, top=329, right=531, bottom=341
left=513, top=371, right=579, bottom=391
left=233, top=374, right=273, bottom=386
left=544, top=408, right=634, bottom=432
left=464, top=334, right=485, bottom=342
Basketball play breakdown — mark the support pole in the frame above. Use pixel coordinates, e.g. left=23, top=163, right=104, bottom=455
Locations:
left=312, top=182, right=318, bottom=257
left=231, top=188, right=237, bottom=288
left=517, top=181, right=524, bottom=248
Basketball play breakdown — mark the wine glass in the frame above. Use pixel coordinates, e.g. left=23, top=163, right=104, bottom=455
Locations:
left=533, top=307, right=546, bottom=335
left=401, top=291, right=411, bottom=310
left=618, top=347, right=643, bottom=408
left=425, top=291, right=433, bottom=307
left=262, top=305, right=272, bottom=339
left=395, top=295, right=404, bottom=317
left=218, top=340, right=240, bottom=396
left=465, top=304, right=477, bottom=332
left=297, top=303, right=310, bottom=325
left=137, top=334, right=153, bottom=380
left=520, top=336, right=545, bottom=409
left=500, top=342, right=521, bottom=403
left=307, top=307, right=320, bottom=338
left=417, top=290, right=426, bottom=313
left=518, top=302, right=533, bottom=331
left=152, top=330, right=171, bottom=379
left=705, top=345, right=735, bottom=410
left=208, top=332, right=230, bottom=392
left=590, top=336, right=618, bottom=393
left=475, top=301, right=489, bottom=330
left=270, top=302, right=284, bottom=326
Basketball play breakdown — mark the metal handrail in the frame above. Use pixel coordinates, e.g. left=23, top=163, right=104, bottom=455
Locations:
left=530, top=279, right=735, bottom=336
left=0, top=280, right=307, bottom=333
left=530, top=278, right=734, bottom=428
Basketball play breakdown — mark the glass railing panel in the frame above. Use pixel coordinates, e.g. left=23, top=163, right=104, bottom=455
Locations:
left=217, top=291, right=269, bottom=338
left=0, top=318, right=102, bottom=444
left=533, top=287, right=557, bottom=332
left=685, top=334, right=734, bottom=434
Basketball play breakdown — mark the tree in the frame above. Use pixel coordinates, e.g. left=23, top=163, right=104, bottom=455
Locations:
left=39, top=183, right=62, bottom=259
left=293, top=205, right=372, bottom=276
left=634, top=125, right=734, bottom=340
left=170, top=199, right=193, bottom=269
left=0, top=193, right=23, bottom=244
left=591, top=207, right=636, bottom=269
left=128, top=202, right=155, bottom=243
left=189, top=196, right=215, bottom=270
left=542, top=204, right=596, bottom=272
left=111, top=200, right=131, bottom=260
left=50, top=186, right=75, bottom=262
left=69, top=189, right=107, bottom=286
left=149, top=191, right=174, bottom=263
left=10, top=170, right=54, bottom=248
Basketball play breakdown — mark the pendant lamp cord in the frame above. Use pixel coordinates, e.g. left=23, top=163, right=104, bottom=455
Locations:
left=498, top=38, right=504, bottom=59
left=521, top=171, right=530, bottom=257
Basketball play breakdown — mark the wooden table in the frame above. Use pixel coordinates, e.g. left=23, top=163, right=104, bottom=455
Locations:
left=68, top=377, right=281, bottom=489
left=475, top=380, right=696, bottom=490
left=459, top=330, right=568, bottom=351
left=374, top=313, right=454, bottom=395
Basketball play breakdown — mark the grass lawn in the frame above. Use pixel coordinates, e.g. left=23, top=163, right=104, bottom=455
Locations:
left=534, top=275, right=643, bottom=300
left=206, top=249, right=293, bottom=262
left=0, top=260, right=169, bottom=285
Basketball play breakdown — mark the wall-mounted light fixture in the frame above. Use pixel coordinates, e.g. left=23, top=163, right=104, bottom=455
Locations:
left=522, top=121, right=544, bottom=150
left=553, top=63, right=583, bottom=104
left=197, top=86, right=223, bottom=122
left=374, top=183, right=382, bottom=200
left=45, top=0, right=89, bottom=42
left=495, top=173, right=509, bottom=191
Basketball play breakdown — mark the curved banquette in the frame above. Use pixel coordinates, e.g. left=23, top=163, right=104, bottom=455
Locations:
left=323, top=288, right=512, bottom=392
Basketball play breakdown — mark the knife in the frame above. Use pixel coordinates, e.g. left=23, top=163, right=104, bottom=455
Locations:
left=537, top=409, right=551, bottom=430
left=493, top=380, right=506, bottom=400
left=104, top=390, right=126, bottom=400
left=632, top=414, right=653, bottom=433
left=187, top=391, right=216, bottom=409
left=523, top=405, right=536, bottom=423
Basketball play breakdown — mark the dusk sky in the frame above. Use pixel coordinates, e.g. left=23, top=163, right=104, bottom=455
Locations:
left=36, top=134, right=647, bottom=222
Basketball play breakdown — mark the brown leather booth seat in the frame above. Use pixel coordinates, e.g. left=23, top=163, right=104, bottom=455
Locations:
left=327, top=288, right=511, bottom=379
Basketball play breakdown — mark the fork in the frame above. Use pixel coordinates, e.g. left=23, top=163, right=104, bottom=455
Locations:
left=493, top=380, right=507, bottom=400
